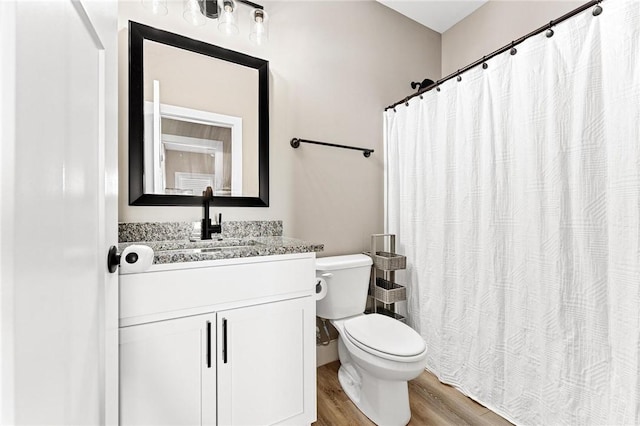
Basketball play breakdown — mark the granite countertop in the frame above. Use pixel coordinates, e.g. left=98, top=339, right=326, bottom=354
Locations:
left=118, top=221, right=323, bottom=265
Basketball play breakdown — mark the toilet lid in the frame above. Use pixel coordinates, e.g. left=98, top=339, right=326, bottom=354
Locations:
left=344, top=314, right=426, bottom=357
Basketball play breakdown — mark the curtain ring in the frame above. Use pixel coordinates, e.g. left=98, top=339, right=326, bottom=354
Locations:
left=457, top=70, right=462, bottom=82
left=592, top=3, right=603, bottom=16
left=404, top=97, right=410, bottom=107
left=510, top=41, right=517, bottom=56
left=393, top=107, right=397, bottom=113
left=546, top=21, right=554, bottom=38
left=419, top=94, right=423, bottom=100
left=482, top=56, right=488, bottom=69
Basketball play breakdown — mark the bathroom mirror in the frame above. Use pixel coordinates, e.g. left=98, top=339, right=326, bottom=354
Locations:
left=129, top=21, right=269, bottom=206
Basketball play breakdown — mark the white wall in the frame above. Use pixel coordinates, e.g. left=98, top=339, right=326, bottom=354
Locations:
left=441, top=0, right=583, bottom=76
left=118, top=0, right=441, bottom=256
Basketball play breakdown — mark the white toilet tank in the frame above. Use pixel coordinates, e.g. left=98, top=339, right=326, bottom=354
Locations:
left=316, top=254, right=373, bottom=319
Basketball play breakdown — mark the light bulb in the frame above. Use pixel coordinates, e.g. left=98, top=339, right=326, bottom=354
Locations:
left=142, top=0, right=168, bottom=16
left=183, top=0, right=206, bottom=26
left=218, top=0, right=239, bottom=35
left=249, top=8, right=269, bottom=44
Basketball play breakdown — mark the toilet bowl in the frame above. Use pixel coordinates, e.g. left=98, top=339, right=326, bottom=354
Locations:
left=316, top=254, right=428, bottom=426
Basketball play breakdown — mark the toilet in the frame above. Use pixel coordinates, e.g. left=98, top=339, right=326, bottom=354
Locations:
left=316, top=254, right=428, bottom=426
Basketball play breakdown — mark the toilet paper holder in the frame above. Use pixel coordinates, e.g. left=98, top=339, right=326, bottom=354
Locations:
left=315, top=277, right=328, bottom=300
left=107, top=245, right=144, bottom=273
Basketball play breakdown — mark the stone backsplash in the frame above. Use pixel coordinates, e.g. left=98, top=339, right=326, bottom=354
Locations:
left=119, top=220, right=283, bottom=242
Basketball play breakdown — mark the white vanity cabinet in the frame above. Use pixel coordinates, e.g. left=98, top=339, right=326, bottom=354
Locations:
left=118, top=253, right=317, bottom=426
left=120, top=313, right=217, bottom=426
left=217, top=297, right=315, bottom=425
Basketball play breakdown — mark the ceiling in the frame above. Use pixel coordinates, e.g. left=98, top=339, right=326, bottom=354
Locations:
left=376, top=0, right=488, bottom=34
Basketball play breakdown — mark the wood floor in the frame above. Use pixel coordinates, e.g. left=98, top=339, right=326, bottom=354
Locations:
left=314, top=361, right=512, bottom=426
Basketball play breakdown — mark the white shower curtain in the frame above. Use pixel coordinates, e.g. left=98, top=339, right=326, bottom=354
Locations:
left=385, top=1, right=640, bottom=424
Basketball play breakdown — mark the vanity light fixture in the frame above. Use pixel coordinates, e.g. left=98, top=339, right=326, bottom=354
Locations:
left=143, top=0, right=268, bottom=44
left=217, top=0, right=240, bottom=35
left=194, top=0, right=268, bottom=43
left=183, top=0, right=207, bottom=26
left=249, top=8, right=268, bottom=45
left=142, top=0, right=168, bottom=16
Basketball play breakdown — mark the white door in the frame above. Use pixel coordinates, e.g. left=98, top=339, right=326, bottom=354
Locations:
left=120, top=314, right=217, bottom=426
left=0, top=1, right=118, bottom=424
left=217, top=297, right=316, bottom=425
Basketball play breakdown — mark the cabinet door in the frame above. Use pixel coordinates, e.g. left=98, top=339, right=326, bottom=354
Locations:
left=217, top=297, right=316, bottom=425
left=120, top=314, right=216, bottom=426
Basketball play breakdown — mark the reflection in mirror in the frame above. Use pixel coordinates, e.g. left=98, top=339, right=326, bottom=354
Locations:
left=161, top=118, right=237, bottom=196
left=129, top=21, right=269, bottom=206
left=143, top=93, right=246, bottom=197
left=143, top=40, right=258, bottom=197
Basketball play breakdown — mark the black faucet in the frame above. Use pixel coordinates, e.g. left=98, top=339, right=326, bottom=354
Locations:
left=201, top=186, right=222, bottom=240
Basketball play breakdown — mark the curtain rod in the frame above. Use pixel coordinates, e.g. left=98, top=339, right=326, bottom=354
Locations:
left=385, top=0, right=603, bottom=111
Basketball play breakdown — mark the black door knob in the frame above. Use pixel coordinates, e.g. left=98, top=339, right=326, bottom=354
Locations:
left=107, top=246, right=120, bottom=273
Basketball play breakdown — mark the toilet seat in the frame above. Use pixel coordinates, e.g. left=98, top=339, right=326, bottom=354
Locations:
left=343, top=314, right=426, bottom=361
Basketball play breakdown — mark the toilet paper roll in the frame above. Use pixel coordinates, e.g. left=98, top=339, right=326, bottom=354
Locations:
left=119, top=245, right=154, bottom=274
left=314, top=277, right=328, bottom=300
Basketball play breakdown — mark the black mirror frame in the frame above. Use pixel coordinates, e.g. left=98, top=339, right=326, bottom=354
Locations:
left=128, top=21, right=269, bottom=207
